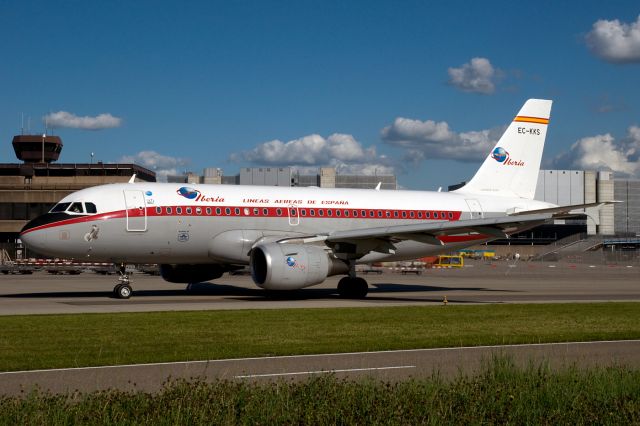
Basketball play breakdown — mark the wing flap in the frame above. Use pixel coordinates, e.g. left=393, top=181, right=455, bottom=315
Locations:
left=326, top=213, right=552, bottom=247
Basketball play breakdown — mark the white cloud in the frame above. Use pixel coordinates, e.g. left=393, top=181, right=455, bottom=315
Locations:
left=551, top=126, right=640, bottom=177
left=119, top=150, right=189, bottom=181
left=44, top=111, right=122, bottom=130
left=447, top=57, right=498, bottom=94
left=231, top=133, right=394, bottom=175
left=585, top=15, right=640, bottom=63
left=381, top=115, right=505, bottom=162
left=381, top=118, right=454, bottom=143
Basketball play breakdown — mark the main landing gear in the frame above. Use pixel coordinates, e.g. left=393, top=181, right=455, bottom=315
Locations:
left=113, top=263, right=133, bottom=299
left=337, top=261, right=369, bottom=299
left=337, top=276, right=369, bottom=299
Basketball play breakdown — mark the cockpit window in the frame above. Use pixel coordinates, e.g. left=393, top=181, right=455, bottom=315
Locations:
left=68, top=202, right=84, bottom=214
left=85, top=203, right=97, bottom=214
left=50, top=202, right=71, bottom=213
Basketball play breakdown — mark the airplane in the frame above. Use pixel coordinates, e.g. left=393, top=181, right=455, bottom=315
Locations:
left=19, top=99, right=606, bottom=299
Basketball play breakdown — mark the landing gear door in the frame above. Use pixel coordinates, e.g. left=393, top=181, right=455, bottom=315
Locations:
left=465, top=199, right=484, bottom=220
left=124, top=190, right=147, bottom=232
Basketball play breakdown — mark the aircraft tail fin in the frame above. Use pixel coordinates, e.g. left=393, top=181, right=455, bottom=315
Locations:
left=455, top=99, right=553, bottom=199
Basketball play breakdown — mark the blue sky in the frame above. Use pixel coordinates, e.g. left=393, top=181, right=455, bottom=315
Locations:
left=1, top=1, right=639, bottom=188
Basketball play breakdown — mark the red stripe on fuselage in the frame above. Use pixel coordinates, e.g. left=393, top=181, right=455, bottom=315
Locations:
left=21, top=205, right=464, bottom=235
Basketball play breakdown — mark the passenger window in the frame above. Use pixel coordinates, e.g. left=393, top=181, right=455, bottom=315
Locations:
left=156, top=207, right=162, bottom=214
left=177, top=207, right=183, bottom=214
left=206, top=207, right=212, bottom=215
left=69, top=202, right=84, bottom=213
left=167, top=207, right=172, bottom=214
left=85, top=203, right=97, bottom=214
left=310, top=209, right=316, bottom=216
left=186, top=207, right=192, bottom=214
left=50, top=202, right=71, bottom=213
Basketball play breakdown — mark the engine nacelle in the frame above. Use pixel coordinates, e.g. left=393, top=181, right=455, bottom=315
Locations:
left=159, top=264, right=226, bottom=284
left=250, top=243, right=347, bottom=290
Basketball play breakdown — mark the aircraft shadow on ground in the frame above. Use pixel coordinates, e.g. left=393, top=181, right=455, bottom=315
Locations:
left=1, top=281, right=515, bottom=303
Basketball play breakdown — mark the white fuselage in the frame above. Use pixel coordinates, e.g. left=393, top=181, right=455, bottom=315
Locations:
left=20, top=182, right=554, bottom=265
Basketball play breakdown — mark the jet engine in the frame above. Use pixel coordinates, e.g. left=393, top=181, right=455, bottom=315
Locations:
left=159, top=264, right=226, bottom=284
left=250, top=243, right=348, bottom=290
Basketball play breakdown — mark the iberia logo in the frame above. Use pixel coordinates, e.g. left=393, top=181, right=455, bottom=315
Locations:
left=491, top=147, right=525, bottom=167
left=176, top=187, right=225, bottom=203
left=286, top=256, right=306, bottom=271
left=177, top=187, right=200, bottom=199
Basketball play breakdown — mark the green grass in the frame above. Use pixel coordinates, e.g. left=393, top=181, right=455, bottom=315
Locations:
left=0, top=303, right=639, bottom=372
left=1, top=358, right=639, bottom=424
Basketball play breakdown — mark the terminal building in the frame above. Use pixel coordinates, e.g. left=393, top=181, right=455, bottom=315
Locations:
left=168, top=167, right=398, bottom=190
left=0, top=134, right=155, bottom=258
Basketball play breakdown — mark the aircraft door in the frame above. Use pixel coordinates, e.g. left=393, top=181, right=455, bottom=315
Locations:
left=124, top=190, right=147, bottom=232
left=465, top=199, right=484, bottom=220
left=288, top=204, right=299, bottom=226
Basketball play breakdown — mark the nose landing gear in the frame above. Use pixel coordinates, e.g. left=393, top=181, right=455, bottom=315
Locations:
left=113, top=263, right=133, bottom=299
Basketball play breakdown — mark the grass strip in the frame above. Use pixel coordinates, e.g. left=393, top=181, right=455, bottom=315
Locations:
left=0, top=303, right=639, bottom=372
left=1, top=358, right=639, bottom=424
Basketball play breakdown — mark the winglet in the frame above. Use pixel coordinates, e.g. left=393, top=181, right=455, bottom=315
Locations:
left=128, top=174, right=137, bottom=184
left=375, top=182, right=382, bottom=191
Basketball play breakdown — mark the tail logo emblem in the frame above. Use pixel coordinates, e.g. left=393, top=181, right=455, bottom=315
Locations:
left=491, top=147, right=525, bottom=167
left=491, top=147, right=509, bottom=163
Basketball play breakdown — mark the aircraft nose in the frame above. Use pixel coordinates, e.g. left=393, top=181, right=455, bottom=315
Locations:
left=21, top=213, right=69, bottom=235
left=20, top=213, right=69, bottom=252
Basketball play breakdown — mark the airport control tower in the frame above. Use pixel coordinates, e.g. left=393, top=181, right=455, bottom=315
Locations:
left=12, top=134, right=63, bottom=163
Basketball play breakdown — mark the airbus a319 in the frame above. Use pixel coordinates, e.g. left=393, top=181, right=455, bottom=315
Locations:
left=20, top=99, right=605, bottom=299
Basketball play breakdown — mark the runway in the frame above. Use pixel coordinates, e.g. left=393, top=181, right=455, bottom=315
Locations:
left=1, top=340, right=639, bottom=396
left=1, top=261, right=638, bottom=396
left=0, top=261, right=638, bottom=315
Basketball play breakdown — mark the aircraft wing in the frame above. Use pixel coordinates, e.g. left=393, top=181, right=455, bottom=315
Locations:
left=316, top=213, right=552, bottom=255
left=507, top=201, right=619, bottom=218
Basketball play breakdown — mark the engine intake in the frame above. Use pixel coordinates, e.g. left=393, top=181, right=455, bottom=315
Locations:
left=250, top=243, right=347, bottom=290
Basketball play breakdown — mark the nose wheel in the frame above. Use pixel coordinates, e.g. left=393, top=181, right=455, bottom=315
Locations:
left=113, top=263, right=133, bottom=299
left=113, top=283, right=132, bottom=299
